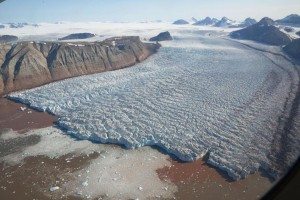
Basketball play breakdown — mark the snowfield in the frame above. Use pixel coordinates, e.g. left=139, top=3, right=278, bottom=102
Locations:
left=9, top=28, right=300, bottom=180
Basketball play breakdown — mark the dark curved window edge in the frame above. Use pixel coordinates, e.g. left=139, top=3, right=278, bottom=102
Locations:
left=262, top=158, right=300, bottom=200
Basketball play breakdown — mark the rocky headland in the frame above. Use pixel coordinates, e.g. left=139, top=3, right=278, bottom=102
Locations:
left=0, top=36, right=160, bottom=96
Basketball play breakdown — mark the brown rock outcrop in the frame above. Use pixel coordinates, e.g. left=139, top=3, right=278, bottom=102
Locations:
left=0, top=36, right=160, bottom=96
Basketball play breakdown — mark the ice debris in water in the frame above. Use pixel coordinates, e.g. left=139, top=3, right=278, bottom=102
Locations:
left=82, top=181, right=89, bottom=187
left=20, top=107, right=26, bottom=111
left=50, top=186, right=60, bottom=192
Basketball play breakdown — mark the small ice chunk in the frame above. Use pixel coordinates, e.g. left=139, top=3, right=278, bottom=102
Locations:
left=49, top=186, right=60, bottom=192
left=100, top=155, right=106, bottom=159
left=82, top=181, right=89, bottom=187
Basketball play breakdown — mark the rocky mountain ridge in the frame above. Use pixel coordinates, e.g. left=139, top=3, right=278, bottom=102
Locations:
left=0, top=36, right=160, bottom=96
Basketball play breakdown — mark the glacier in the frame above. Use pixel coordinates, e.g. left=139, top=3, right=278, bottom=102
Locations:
left=9, top=31, right=300, bottom=180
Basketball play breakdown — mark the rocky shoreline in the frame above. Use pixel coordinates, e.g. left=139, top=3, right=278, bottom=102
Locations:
left=0, top=36, right=160, bottom=96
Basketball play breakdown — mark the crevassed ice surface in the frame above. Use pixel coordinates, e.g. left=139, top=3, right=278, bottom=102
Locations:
left=9, top=32, right=300, bottom=180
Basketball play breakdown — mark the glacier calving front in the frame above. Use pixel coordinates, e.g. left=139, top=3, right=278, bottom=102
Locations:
left=10, top=31, right=300, bottom=180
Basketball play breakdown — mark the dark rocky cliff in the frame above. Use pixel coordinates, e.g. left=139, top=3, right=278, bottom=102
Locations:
left=0, top=36, right=160, bottom=96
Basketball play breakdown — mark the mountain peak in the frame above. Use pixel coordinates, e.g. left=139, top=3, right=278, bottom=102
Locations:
left=258, top=17, right=275, bottom=26
left=173, top=19, right=189, bottom=25
left=221, top=17, right=229, bottom=21
left=214, top=17, right=234, bottom=27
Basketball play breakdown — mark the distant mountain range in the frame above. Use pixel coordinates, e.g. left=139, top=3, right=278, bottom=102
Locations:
left=0, top=23, right=39, bottom=28
left=173, top=14, right=300, bottom=27
left=193, top=17, right=218, bottom=26
left=173, top=17, right=255, bottom=28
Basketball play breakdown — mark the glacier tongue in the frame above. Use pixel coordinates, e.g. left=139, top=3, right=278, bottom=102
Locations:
left=9, top=34, right=300, bottom=180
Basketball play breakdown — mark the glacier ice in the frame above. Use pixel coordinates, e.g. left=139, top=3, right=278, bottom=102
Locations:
left=9, top=33, right=300, bottom=180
